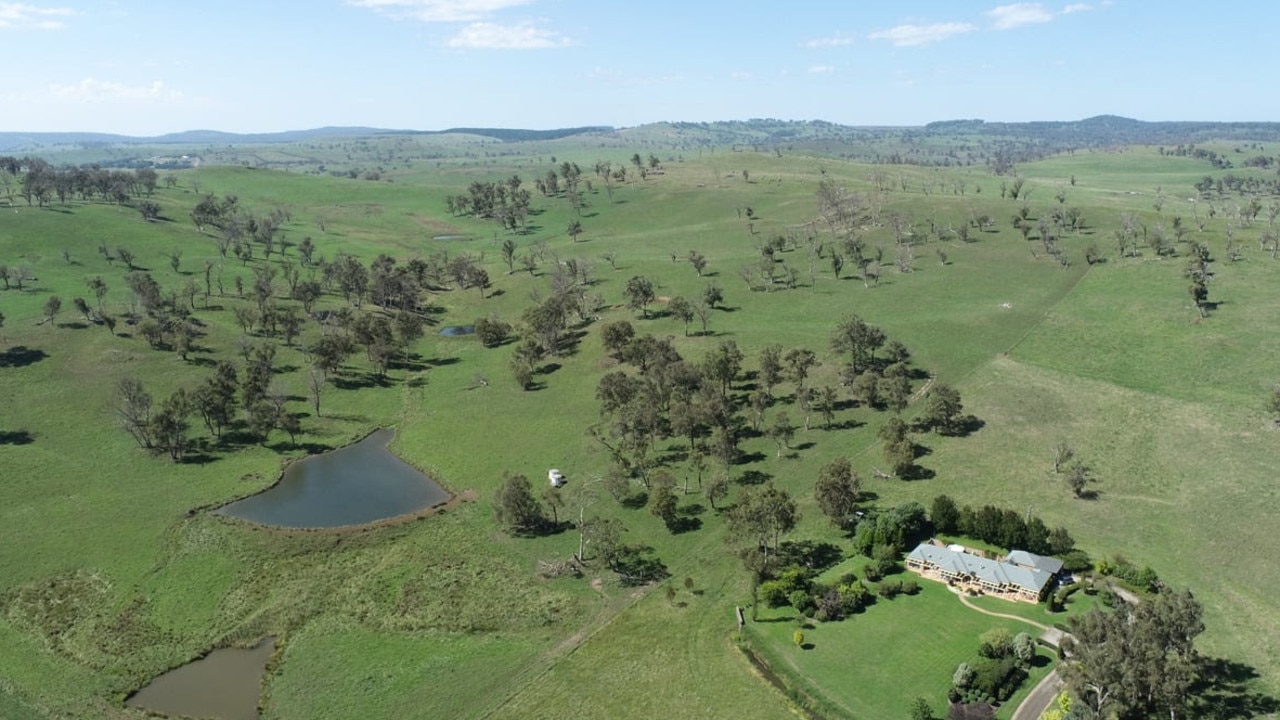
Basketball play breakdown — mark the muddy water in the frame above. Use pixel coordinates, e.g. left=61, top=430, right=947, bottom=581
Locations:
left=125, top=638, right=274, bottom=720
left=216, top=428, right=450, bottom=529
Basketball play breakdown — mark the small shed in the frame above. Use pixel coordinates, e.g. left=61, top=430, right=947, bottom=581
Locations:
left=548, top=469, right=566, bottom=488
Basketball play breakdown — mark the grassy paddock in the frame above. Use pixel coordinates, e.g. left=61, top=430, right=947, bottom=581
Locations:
left=0, top=139, right=1277, bottom=718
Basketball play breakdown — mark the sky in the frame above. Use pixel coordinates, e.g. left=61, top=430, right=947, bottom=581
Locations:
left=1, top=0, right=1276, bottom=135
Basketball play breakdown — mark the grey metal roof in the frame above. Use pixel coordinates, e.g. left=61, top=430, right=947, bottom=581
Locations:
left=1005, top=549, right=1064, bottom=575
left=907, top=544, right=1053, bottom=594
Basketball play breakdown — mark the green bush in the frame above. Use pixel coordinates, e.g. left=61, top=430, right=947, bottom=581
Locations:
left=777, top=566, right=812, bottom=593
left=877, top=578, right=903, bottom=599
left=760, top=580, right=790, bottom=608
left=971, top=656, right=1017, bottom=696
left=788, top=589, right=813, bottom=612
left=1060, top=549, right=1092, bottom=573
left=1053, top=581, right=1082, bottom=609
left=839, top=580, right=871, bottom=614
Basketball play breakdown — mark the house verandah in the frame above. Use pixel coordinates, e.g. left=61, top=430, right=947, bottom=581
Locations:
left=905, top=542, right=1062, bottom=603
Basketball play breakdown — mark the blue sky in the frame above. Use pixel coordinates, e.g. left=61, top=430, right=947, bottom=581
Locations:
left=1, top=1, right=1274, bottom=135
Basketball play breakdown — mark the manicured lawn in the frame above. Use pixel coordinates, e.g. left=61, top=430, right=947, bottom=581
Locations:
left=746, top=581, right=1042, bottom=719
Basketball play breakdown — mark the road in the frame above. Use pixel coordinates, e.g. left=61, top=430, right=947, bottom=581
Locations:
left=1010, top=669, right=1062, bottom=720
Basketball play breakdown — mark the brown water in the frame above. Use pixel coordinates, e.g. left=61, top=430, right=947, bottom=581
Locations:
left=125, top=637, right=274, bottom=720
left=215, top=428, right=450, bottom=528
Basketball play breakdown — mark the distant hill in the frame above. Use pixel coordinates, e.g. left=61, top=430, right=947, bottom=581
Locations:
left=4, top=117, right=1280, bottom=167
left=425, top=126, right=614, bottom=142
left=0, top=125, right=614, bottom=152
left=921, top=115, right=1280, bottom=145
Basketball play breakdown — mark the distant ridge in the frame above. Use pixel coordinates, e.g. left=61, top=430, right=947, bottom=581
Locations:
left=0, top=125, right=614, bottom=152
left=921, top=115, right=1280, bottom=144
left=0, top=126, right=398, bottom=152
left=3, top=117, right=1280, bottom=155
left=428, top=126, right=613, bottom=142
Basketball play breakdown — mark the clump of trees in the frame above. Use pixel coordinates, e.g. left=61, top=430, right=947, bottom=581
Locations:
left=851, top=502, right=930, bottom=557
left=111, top=349, right=304, bottom=462
left=949, top=628, right=1038, bottom=708
left=929, top=494, right=1076, bottom=558
left=445, top=175, right=533, bottom=232
left=1062, top=589, right=1204, bottom=720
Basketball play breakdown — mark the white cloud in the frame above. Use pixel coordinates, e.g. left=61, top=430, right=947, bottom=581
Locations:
left=808, top=65, right=835, bottom=74
left=445, top=21, right=568, bottom=49
left=347, top=0, right=533, bottom=23
left=867, top=22, right=976, bottom=47
left=801, top=33, right=853, bottom=48
left=0, top=2, right=74, bottom=30
left=47, top=78, right=185, bottom=104
left=986, top=3, right=1055, bottom=30
left=1062, top=3, right=1092, bottom=13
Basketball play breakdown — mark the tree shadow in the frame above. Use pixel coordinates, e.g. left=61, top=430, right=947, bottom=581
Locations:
left=899, top=464, right=936, bottom=481
left=1190, top=657, right=1280, bottom=719
left=678, top=503, right=706, bottom=517
left=332, top=373, right=396, bottom=390
left=777, top=540, right=844, bottom=571
left=176, top=451, right=219, bottom=465
left=0, top=430, right=35, bottom=445
left=945, top=415, right=985, bottom=437
left=737, top=469, right=772, bottom=486
left=621, top=491, right=649, bottom=509
left=0, top=346, right=48, bottom=368
left=668, top=516, right=702, bottom=534
left=611, top=544, right=668, bottom=586
left=318, top=413, right=370, bottom=425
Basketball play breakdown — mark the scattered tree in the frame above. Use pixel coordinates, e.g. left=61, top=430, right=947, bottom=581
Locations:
left=815, top=457, right=861, bottom=529
left=493, top=472, right=547, bottom=534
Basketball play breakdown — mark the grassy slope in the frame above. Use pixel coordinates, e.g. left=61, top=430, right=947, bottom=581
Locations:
left=0, top=144, right=1277, bottom=718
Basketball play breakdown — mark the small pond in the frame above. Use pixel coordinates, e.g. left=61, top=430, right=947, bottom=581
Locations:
left=432, top=234, right=470, bottom=240
left=125, top=638, right=274, bottom=720
left=439, top=324, right=476, bottom=336
left=215, top=428, right=450, bottom=529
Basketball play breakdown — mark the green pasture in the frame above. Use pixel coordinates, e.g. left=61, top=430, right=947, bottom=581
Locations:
left=0, top=138, right=1277, bottom=719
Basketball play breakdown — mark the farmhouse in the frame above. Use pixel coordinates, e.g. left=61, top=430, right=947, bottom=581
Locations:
left=905, top=543, right=1062, bottom=603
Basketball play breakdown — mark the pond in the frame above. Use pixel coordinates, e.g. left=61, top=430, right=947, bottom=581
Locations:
left=215, top=428, right=450, bottom=529
left=439, top=325, right=475, bottom=336
left=125, top=638, right=274, bottom=720
left=432, top=234, right=470, bottom=240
